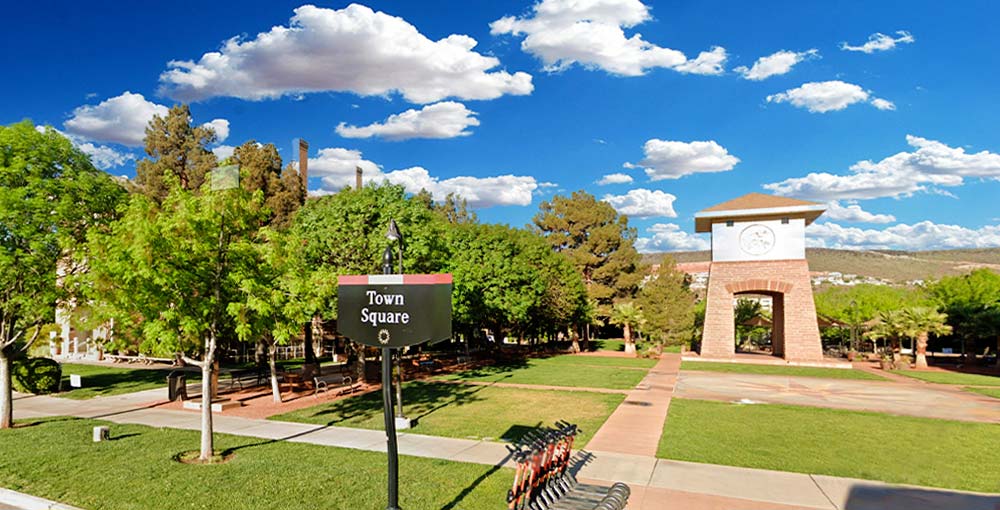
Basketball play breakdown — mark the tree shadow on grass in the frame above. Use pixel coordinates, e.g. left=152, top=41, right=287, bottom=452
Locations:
left=442, top=359, right=531, bottom=382
left=441, top=450, right=515, bottom=510
left=301, top=381, right=491, bottom=427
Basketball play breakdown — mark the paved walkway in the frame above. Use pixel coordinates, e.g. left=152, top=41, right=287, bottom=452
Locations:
left=675, top=370, right=1000, bottom=423
left=10, top=366, right=1000, bottom=510
left=585, top=354, right=679, bottom=456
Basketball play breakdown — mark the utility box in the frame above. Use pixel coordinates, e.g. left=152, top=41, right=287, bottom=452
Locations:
left=167, top=372, right=187, bottom=401
left=93, top=426, right=109, bottom=442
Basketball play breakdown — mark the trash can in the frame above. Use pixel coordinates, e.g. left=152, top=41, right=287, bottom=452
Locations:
left=167, top=372, right=187, bottom=401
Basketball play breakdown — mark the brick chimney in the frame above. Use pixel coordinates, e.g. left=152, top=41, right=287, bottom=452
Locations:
left=355, top=166, right=363, bottom=191
left=298, top=138, right=309, bottom=191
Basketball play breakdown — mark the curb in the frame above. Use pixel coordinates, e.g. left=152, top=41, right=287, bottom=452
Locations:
left=0, top=488, right=81, bottom=510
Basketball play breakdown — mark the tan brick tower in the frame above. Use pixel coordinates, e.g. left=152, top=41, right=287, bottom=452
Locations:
left=695, top=193, right=826, bottom=361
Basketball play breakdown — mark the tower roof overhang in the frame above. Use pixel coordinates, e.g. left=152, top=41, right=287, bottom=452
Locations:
left=694, top=193, right=826, bottom=233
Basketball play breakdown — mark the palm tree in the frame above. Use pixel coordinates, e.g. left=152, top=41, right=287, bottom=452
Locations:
left=866, top=310, right=906, bottom=364
left=610, top=302, right=644, bottom=355
left=902, top=307, right=953, bottom=369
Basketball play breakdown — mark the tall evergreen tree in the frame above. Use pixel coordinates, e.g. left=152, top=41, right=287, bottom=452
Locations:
left=230, top=141, right=305, bottom=229
left=135, top=104, right=218, bottom=200
left=533, top=191, right=641, bottom=345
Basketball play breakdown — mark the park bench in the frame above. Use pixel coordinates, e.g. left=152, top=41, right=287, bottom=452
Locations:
left=506, top=421, right=629, bottom=510
left=313, top=373, right=359, bottom=397
left=225, top=366, right=277, bottom=391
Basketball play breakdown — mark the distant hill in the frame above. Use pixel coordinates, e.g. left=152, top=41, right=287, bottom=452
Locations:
left=643, top=248, right=1000, bottom=283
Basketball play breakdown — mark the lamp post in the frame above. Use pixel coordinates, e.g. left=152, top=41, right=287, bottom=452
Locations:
left=850, top=299, right=858, bottom=354
left=385, top=219, right=407, bottom=422
left=380, top=245, right=401, bottom=510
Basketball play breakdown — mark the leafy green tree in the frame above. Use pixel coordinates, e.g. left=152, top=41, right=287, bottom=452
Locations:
left=814, top=284, right=928, bottom=351
left=289, top=183, right=449, bottom=374
left=0, top=121, right=125, bottom=428
left=734, top=298, right=767, bottom=350
left=533, top=191, right=642, bottom=345
left=928, top=269, right=1000, bottom=364
left=609, top=302, right=644, bottom=354
left=87, top=183, right=266, bottom=460
left=446, top=223, right=587, bottom=344
left=135, top=104, right=218, bottom=201
left=901, top=307, right=952, bottom=368
left=637, top=256, right=696, bottom=351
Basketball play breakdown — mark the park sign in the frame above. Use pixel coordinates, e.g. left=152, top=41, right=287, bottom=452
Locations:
left=337, top=274, right=452, bottom=348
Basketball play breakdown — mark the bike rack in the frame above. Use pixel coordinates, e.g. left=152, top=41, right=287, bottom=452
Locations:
left=506, top=421, right=629, bottom=510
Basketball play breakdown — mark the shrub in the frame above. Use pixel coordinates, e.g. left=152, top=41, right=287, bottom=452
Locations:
left=12, top=357, right=62, bottom=394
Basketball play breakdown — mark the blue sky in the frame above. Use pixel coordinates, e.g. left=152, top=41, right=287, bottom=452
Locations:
left=3, top=0, right=999, bottom=252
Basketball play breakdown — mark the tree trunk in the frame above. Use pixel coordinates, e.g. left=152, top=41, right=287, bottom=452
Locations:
left=623, top=324, right=635, bottom=355
left=965, top=337, right=977, bottom=366
left=199, top=337, right=217, bottom=462
left=268, top=343, right=281, bottom=404
left=996, top=335, right=1000, bottom=368
left=303, top=320, right=315, bottom=364
left=0, top=352, right=12, bottom=429
left=915, top=331, right=929, bottom=369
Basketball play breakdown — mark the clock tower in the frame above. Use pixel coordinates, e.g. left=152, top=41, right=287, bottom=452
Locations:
left=694, top=193, right=826, bottom=361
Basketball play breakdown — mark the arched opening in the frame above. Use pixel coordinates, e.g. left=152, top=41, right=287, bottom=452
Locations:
left=733, top=292, right=784, bottom=357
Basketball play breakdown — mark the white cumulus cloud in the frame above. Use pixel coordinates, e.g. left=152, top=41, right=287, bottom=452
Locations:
left=383, top=167, right=537, bottom=208
left=35, top=125, right=135, bottom=170
left=764, top=135, right=1000, bottom=201
left=596, top=173, right=634, bottom=185
left=336, top=102, right=479, bottom=140
left=490, top=0, right=725, bottom=77
left=64, top=91, right=168, bottom=147
left=601, top=188, right=677, bottom=218
left=159, top=4, right=532, bottom=104
left=212, top=145, right=236, bottom=160
left=309, top=147, right=537, bottom=208
left=735, top=49, right=818, bottom=81
left=635, top=223, right=710, bottom=252
left=841, top=31, right=915, bottom=54
left=823, top=201, right=895, bottom=224
left=807, top=221, right=1000, bottom=251
left=202, top=119, right=230, bottom=142
left=870, top=98, right=896, bottom=111
left=766, top=80, right=894, bottom=113
left=625, top=139, right=739, bottom=180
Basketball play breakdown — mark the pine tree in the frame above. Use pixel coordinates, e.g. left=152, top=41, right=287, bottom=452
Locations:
left=135, top=104, right=218, bottom=201
left=637, top=256, right=696, bottom=351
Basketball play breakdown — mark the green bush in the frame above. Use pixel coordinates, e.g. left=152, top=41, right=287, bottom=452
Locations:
left=12, top=358, right=62, bottom=394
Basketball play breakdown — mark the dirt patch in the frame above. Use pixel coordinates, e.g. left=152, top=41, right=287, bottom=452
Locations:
left=173, top=449, right=236, bottom=465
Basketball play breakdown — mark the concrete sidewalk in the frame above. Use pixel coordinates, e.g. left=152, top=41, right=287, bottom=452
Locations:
left=586, top=353, right=679, bottom=456
left=11, top=384, right=1000, bottom=509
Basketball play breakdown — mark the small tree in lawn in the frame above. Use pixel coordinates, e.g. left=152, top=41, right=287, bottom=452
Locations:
left=637, top=256, right=696, bottom=354
left=609, top=302, right=644, bottom=355
left=901, top=307, right=952, bottom=369
left=88, top=182, right=265, bottom=461
left=0, top=122, right=124, bottom=429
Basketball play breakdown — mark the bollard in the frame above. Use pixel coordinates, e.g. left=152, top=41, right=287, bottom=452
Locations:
left=93, top=426, right=109, bottom=442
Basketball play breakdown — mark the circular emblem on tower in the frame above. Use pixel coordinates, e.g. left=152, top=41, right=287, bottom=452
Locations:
left=739, top=224, right=775, bottom=256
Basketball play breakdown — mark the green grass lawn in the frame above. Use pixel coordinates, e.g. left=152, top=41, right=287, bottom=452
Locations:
left=533, top=354, right=657, bottom=369
left=56, top=363, right=197, bottom=400
left=894, top=370, right=1000, bottom=386
left=965, top=387, right=1000, bottom=399
left=590, top=339, right=626, bottom=352
left=659, top=399, right=1000, bottom=493
left=681, top=361, right=886, bottom=381
left=436, top=356, right=650, bottom=390
left=0, top=417, right=509, bottom=510
left=271, top=381, right=622, bottom=447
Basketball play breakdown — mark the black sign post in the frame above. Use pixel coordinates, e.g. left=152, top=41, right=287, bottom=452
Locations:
left=337, top=268, right=452, bottom=510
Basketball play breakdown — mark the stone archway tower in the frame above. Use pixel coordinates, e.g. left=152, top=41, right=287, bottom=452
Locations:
left=695, top=193, right=826, bottom=361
